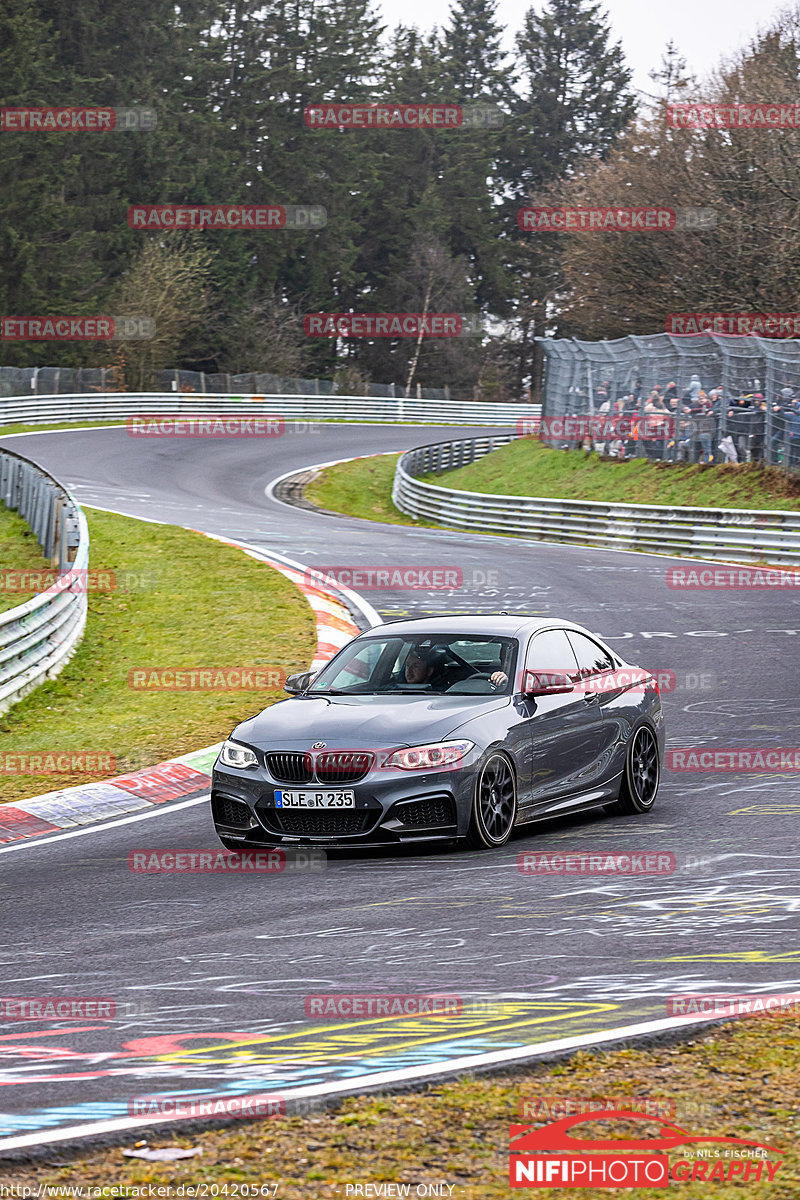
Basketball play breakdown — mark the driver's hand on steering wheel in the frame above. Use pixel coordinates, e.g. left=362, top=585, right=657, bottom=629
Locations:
left=489, top=671, right=508, bottom=688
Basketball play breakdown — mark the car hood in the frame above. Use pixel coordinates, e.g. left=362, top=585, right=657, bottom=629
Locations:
left=232, top=693, right=508, bottom=749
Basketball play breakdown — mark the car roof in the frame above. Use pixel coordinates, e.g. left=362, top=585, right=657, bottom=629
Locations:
left=355, top=614, right=598, bottom=640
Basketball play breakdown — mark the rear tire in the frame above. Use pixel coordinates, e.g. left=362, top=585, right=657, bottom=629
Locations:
left=605, top=723, right=660, bottom=815
left=467, top=753, right=517, bottom=848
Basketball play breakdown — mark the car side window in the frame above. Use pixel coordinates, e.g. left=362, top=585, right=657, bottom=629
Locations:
left=525, top=629, right=580, bottom=681
left=566, top=632, right=615, bottom=679
left=330, top=641, right=384, bottom=686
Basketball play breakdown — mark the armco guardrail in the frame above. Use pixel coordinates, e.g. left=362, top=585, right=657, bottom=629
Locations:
left=0, top=451, right=89, bottom=713
left=0, top=393, right=540, bottom=428
left=392, top=435, right=800, bottom=566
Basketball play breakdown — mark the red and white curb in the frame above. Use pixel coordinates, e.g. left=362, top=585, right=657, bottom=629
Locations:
left=0, top=542, right=377, bottom=846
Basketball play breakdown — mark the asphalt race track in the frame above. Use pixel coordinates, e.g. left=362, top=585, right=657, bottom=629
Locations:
left=1, top=422, right=799, bottom=1149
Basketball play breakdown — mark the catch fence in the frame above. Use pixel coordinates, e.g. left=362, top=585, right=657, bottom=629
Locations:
left=537, top=333, right=800, bottom=471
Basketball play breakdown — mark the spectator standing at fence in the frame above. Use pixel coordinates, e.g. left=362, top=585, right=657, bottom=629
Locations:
left=665, top=394, right=681, bottom=460
left=691, top=397, right=717, bottom=464
left=674, top=390, right=693, bottom=460
left=665, top=393, right=692, bottom=462
left=688, top=373, right=702, bottom=402
left=749, top=394, right=766, bottom=462
left=770, top=387, right=795, bottom=463
left=619, top=392, right=638, bottom=457
left=606, top=398, right=626, bottom=457
left=788, top=399, right=800, bottom=469
left=593, top=392, right=614, bottom=455
left=644, top=391, right=669, bottom=460
left=727, top=393, right=754, bottom=463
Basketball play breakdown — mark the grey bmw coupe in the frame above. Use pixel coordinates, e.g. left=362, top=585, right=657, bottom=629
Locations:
left=211, top=615, right=664, bottom=852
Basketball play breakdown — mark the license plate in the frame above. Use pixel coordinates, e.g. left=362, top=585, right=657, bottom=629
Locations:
left=275, top=790, right=355, bottom=809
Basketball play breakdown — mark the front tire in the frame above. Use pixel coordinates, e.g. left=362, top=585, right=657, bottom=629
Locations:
left=606, top=723, right=660, bottom=814
left=467, top=753, right=517, bottom=848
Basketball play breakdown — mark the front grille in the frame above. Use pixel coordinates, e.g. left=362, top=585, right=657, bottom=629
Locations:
left=266, top=752, right=313, bottom=784
left=316, top=751, right=373, bottom=784
left=265, top=750, right=372, bottom=784
left=212, top=796, right=252, bottom=828
left=266, top=809, right=375, bottom=837
left=395, top=795, right=456, bottom=828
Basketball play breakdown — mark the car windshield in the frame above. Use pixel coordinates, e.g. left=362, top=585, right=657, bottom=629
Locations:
left=308, top=634, right=517, bottom=696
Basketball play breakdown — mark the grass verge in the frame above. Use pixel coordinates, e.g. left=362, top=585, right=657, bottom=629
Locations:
left=0, top=507, right=315, bottom=803
left=306, top=440, right=800, bottom=525
left=305, top=454, right=418, bottom=525
left=2, top=1013, right=798, bottom=1197
left=0, top=501, right=51, bottom=613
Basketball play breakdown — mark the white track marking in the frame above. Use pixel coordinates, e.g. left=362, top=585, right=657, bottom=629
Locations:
left=0, top=795, right=210, bottom=855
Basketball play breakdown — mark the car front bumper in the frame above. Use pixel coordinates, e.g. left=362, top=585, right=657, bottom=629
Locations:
left=210, top=760, right=476, bottom=848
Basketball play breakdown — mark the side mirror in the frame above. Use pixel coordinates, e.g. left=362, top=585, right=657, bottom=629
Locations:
left=522, top=670, right=574, bottom=696
left=284, top=670, right=315, bottom=695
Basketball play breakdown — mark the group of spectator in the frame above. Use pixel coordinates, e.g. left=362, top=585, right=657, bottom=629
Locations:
left=569, top=375, right=800, bottom=468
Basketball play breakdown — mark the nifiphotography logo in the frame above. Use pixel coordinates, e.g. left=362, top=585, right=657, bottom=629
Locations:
left=509, top=1109, right=783, bottom=1188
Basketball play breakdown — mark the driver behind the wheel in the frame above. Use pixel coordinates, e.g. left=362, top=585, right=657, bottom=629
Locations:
left=402, top=649, right=439, bottom=685
left=401, top=646, right=508, bottom=690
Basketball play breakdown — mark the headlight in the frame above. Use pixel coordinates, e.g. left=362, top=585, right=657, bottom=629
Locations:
left=382, top=740, right=475, bottom=771
left=218, top=740, right=258, bottom=769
